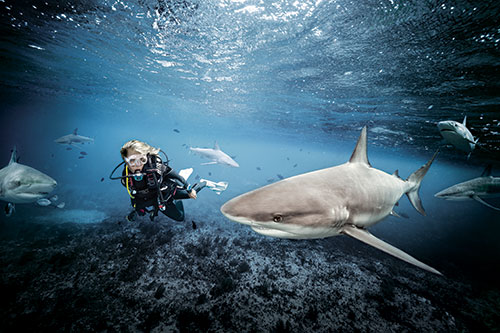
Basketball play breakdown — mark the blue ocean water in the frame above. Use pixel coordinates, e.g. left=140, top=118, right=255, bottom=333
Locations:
left=1, top=0, right=500, bottom=331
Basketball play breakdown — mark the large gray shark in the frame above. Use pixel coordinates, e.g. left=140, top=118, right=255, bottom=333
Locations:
left=190, top=142, right=239, bottom=167
left=435, top=165, right=500, bottom=211
left=221, top=127, right=441, bottom=275
left=437, top=116, right=477, bottom=156
left=0, top=147, right=57, bottom=216
left=55, top=128, right=94, bottom=149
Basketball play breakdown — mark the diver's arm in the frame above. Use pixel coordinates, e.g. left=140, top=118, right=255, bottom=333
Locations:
left=165, top=169, right=191, bottom=190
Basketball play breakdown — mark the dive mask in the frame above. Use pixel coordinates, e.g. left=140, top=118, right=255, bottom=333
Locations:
left=124, top=154, right=147, bottom=167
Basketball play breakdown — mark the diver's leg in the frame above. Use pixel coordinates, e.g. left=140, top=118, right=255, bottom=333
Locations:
left=161, top=200, right=185, bottom=221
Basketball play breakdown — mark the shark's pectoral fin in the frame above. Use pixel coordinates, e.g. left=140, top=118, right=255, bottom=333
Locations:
left=472, top=195, right=500, bottom=211
left=341, top=225, right=442, bottom=276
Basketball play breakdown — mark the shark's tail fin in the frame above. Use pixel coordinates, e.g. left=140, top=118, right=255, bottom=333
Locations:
left=405, top=150, right=439, bottom=216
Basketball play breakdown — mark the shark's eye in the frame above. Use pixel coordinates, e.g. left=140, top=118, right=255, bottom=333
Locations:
left=273, top=214, right=283, bottom=222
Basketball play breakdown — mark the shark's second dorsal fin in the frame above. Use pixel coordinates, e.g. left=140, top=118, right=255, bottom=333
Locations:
left=481, top=164, right=492, bottom=177
left=214, top=141, right=220, bottom=151
left=463, top=116, right=467, bottom=126
left=9, top=147, right=17, bottom=165
left=349, top=126, right=370, bottom=166
left=73, top=128, right=78, bottom=135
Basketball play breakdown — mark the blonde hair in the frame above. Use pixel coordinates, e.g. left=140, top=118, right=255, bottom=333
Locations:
left=120, top=140, right=160, bottom=159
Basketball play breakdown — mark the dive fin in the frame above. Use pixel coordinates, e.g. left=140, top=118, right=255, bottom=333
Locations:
left=473, top=195, right=500, bottom=211
left=342, top=225, right=442, bottom=276
left=178, top=168, right=194, bottom=181
left=199, top=179, right=228, bottom=195
left=349, top=127, right=371, bottom=166
left=406, top=149, right=439, bottom=216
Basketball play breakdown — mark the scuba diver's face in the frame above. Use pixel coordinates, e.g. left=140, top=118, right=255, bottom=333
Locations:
left=124, top=149, right=147, bottom=173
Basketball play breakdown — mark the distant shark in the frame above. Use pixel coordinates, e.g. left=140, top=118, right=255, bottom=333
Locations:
left=190, top=142, right=239, bottom=167
left=437, top=116, right=478, bottom=158
left=221, top=127, right=442, bottom=275
left=435, top=165, right=500, bottom=211
left=55, top=128, right=94, bottom=149
left=0, top=147, right=57, bottom=216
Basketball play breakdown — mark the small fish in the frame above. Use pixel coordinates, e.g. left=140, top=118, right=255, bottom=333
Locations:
left=50, top=195, right=58, bottom=201
left=256, top=167, right=261, bottom=171
left=195, top=175, right=200, bottom=180
left=37, top=198, right=52, bottom=207
left=299, top=149, right=303, bottom=152
left=267, top=178, right=274, bottom=183
left=66, top=147, right=72, bottom=151
left=78, top=156, right=84, bottom=159
left=5, top=203, right=15, bottom=217
left=293, top=164, right=298, bottom=168
left=182, top=143, right=187, bottom=147
left=287, top=157, right=290, bottom=161
left=80, top=151, right=87, bottom=155
left=100, top=177, right=104, bottom=182
left=56, top=202, right=65, bottom=209
left=173, top=129, right=180, bottom=133
left=51, top=154, right=55, bottom=158
left=208, top=172, right=212, bottom=176
left=191, top=220, right=197, bottom=230
left=277, top=174, right=284, bottom=180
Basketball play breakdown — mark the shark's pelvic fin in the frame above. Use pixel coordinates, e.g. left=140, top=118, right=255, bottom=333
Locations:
left=349, top=126, right=371, bottom=166
left=406, top=149, right=439, bottom=216
left=472, top=195, right=500, bottom=211
left=214, top=141, right=220, bottom=151
left=9, top=147, right=17, bottom=165
left=201, top=161, right=217, bottom=165
left=341, top=224, right=442, bottom=276
left=393, top=170, right=401, bottom=179
left=390, top=210, right=402, bottom=218
left=481, top=164, right=492, bottom=177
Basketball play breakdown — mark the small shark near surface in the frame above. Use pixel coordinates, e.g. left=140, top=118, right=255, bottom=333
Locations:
left=221, top=127, right=442, bottom=275
left=55, top=128, right=94, bottom=149
left=190, top=142, right=239, bottom=167
left=437, top=116, right=477, bottom=157
left=435, top=165, right=500, bottom=211
left=0, top=147, right=57, bottom=216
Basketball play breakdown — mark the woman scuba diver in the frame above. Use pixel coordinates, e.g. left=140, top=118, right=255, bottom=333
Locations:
left=110, top=140, right=207, bottom=222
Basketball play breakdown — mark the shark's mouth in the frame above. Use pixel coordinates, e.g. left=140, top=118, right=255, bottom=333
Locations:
left=439, top=129, right=455, bottom=133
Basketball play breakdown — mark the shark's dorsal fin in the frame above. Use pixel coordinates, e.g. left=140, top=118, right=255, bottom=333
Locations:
left=349, top=126, right=370, bottom=166
left=481, top=164, right=492, bottom=177
left=73, top=128, right=78, bottom=135
left=9, top=147, right=17, bottom=165
left=463, top=116, right=467, bottom=126
left=214, top=141, right=220, bottom=151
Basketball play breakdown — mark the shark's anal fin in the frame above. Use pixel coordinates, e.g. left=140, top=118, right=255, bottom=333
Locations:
left=472, top=195, right=500, bottom=211
left=341, top=225, right=443, bottom=276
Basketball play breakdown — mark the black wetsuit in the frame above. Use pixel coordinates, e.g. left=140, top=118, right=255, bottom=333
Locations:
left=121, top=155, right=203, bottom=221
